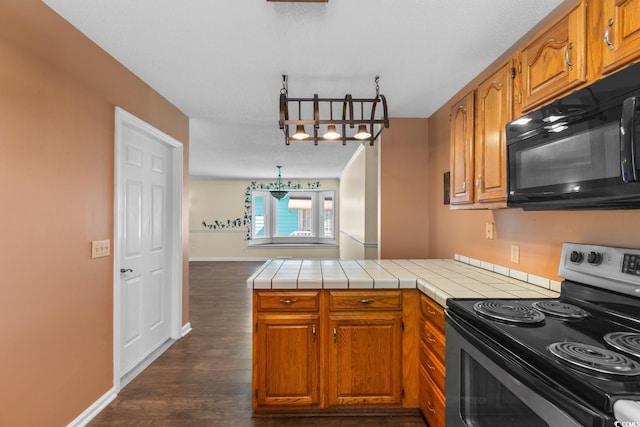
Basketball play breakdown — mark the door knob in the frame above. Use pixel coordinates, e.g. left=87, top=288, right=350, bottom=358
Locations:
left=120, top=268, right=133, bottom=273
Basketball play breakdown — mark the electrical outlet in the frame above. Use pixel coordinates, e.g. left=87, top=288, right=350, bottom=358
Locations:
left=485, top=222, right=495, bottom=240
left=511, top=245, right=520, bottom=264
left=91, top=240, right=111, bottom=259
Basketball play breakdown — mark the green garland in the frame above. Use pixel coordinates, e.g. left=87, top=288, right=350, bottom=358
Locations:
left=201, top=180, right=321, bottom=240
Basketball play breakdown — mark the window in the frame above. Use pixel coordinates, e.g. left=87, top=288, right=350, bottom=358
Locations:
left=250, top=190, right=336, bottom=245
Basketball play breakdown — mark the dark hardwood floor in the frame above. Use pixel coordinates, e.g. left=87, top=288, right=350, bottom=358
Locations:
left=90, top=261, right=428, bottom=427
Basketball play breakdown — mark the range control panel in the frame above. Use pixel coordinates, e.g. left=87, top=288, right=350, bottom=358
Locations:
left=559, top=243, right=640, bottom=297
left=623, top=254, right=640, bottom=276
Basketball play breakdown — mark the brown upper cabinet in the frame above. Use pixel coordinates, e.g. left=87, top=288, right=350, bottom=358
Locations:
left=448, top=0, right=640, bottom=210
left=449, top=92, right=475, bottom=206
left=474, top=62, right=512, bottom=206
left=600, top=0, right=640, bottom=74
left=518, top=0, right=587, bottom=112
left=450, top=61, right=512, bottom=209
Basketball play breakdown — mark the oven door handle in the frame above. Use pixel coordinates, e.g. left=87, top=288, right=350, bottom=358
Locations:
left=620, top=96, right=639, bottom=183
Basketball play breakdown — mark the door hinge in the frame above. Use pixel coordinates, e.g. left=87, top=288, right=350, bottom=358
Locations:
left=510, top=67, right=516, bottom=79
left=401, top=320, right=405, bottom=332
left=402, top=388, right=405, bottom=398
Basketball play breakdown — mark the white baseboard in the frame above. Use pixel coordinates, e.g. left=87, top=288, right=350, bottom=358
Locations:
left=181, top=322, right=192, bottom=337
left=189, top=257, right=268, bottom=262
left=66, top=386, right=117, bottom=427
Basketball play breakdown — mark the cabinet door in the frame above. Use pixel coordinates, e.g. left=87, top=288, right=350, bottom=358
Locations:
left=449, top=92, right=475, bottom=205
left=328, top=313, right=403, bottom=406
left=254, top=314, right=320, bottom=407
left=520, top=1, right=587, bottom=111
left=602, top=0, right=640, bottom=74
left=475, top=63, right=511, bottom=205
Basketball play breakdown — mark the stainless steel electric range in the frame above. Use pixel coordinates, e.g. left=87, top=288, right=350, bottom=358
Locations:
left=445, top=243, right=640, bottom=427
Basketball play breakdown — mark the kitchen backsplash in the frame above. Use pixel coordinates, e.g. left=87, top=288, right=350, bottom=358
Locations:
left=454, top=254, right=562, bottom=293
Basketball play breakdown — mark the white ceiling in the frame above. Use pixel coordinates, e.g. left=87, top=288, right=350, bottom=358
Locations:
left=42, top=0, right=566, bottom=180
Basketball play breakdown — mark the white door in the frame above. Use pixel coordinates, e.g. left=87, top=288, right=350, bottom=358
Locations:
left=115, top=108, right=183, bottom=380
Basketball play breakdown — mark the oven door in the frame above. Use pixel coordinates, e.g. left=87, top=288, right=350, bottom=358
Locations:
left=445, top=310, right=610, bottom=427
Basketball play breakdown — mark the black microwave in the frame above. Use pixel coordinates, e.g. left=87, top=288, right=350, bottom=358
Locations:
left=506, top=61, right=640, bottom=210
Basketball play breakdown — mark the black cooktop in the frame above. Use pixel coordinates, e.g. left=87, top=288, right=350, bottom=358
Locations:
left=447, top=281, right=640, bottom=412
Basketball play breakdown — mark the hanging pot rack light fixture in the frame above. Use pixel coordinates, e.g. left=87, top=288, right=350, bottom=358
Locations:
left=270, top=165, right=289, bottom=200
left=279, top=75, right=389, bottom=146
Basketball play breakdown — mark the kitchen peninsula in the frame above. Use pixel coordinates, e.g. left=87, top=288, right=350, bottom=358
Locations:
left=247, top=257, right=560, bottom=422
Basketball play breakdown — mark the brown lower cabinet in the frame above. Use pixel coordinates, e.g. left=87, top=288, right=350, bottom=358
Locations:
left=253, top=291, right=321, bottom=408
left=420, top=293, right=446, bottom=427
left=420, top=365, right=446, bottom=427
left=328, top=290, right=404, bottom=407
left=252, top=289, right=420, bottom=413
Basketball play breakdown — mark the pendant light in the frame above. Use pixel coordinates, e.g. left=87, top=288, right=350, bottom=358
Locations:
left=354, top=102, right=372, bottom=140
left=291, top=101, right=309, bottom=140
left=279, top=75, right=389, bottom=145
left=270, top=166, right=288, bottom=200
left=323, top=101, right=341, bottom=140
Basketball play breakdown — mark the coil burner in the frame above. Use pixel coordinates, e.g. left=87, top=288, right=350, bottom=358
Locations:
left=473, top=300, right=545, bottom=324
left=548, top=341, right=640, bottom=376
left=604, top=332, right=640, bottom=359
left=531, top=301, right=590, bottom=319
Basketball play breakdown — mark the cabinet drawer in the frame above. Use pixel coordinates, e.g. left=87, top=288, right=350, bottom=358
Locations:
left=256, top=291, right=320, bottom=312
left=419, top=366, right=446, bottom=427
left=420, top=294, right=445, bottom=333
left=329, top=290, right=402, bottom=311
left=420, top=341, right=445, bottom=392
left=421, top=319, right=446, bottom=365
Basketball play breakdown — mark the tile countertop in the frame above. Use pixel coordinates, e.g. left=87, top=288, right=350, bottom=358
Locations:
left=246, top=257, right=561, bottom=307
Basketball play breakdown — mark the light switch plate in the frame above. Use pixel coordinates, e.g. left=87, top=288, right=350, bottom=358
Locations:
left=92, top=240, right=111, bottom=259
left=485, top=222, right=495, bottom=240
left=511, top=245, right=520, bottom=264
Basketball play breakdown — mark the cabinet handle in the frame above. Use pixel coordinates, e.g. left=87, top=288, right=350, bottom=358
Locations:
left=357, top=298, right=375, bottom=304
left=333, top=327, right=337, bottom=343
left=564, top=42, right=574, bottom=70
left=477, top=174, right=483, bottom=191
left=426, top=360, right=436, bottom=372
left=427, top=400, right=436, bottom=414
left=604, top=18, right=614, bottom=51
left=427, top=333, right=436, bottom=343
left=426, top=307, right=436, bottom=316
left=462, top=179, right=467, bottom=192
left=279, top=298, right=297, bottom=305
left=312, top=325, right=316, bottom=342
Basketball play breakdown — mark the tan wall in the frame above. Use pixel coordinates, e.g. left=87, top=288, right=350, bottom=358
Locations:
left=427, top=85, right=640, bottom=283
left=380, top=118, right=429, bottom=259
left=189, top=179, right=340, bottom=259
left=0, top=2, right=189, bottom=426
